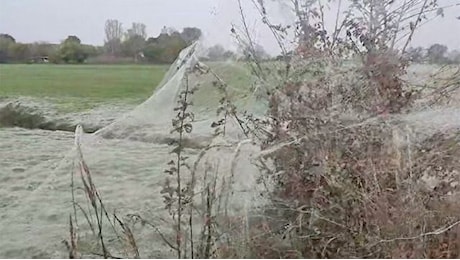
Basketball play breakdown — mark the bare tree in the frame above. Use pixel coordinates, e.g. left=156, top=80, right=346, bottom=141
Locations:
left=123, top=23, right=147, bottom=62
left=126, top=22, right=147, bottom=40
left=257, top=0, right=448, bottom=58
left=104, top=19, right=124, bottom=55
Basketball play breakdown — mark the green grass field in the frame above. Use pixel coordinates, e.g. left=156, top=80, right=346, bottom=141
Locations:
left=0, top=64, right=169, bottom=110
left=0, top=62, right=256, bottom=112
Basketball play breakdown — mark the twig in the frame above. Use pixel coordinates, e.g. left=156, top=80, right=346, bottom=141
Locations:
left=113, top=214, right=140, bottom=258
left=321, top=236, right=337, bottom=258
left=68, top=215, right=78, bottom=259
left=70, top=160, right=79, bottom=228
left=237, top=0, right=266, bottom=81
left=127, top=214, right=178, bottom=251
left=75, top=202, right=96, bottom=235
left=87, top=251, right=123, bottom=259
left=371, top=220, right=460, bottom=246
left=401, top=0, right=429, bottom=54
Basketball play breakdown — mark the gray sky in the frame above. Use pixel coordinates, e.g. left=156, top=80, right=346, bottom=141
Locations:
left=1, top=0, right=459, bottom=54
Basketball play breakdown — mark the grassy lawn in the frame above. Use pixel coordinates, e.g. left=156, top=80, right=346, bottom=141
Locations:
left=0, top=62, right=257, bottom=113
left=0, top=64, right=169, bottom=111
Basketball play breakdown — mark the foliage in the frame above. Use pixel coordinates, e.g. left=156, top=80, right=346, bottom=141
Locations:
left=2, top=11, right=459, bottom=65
left=0, top=33, right=15, bottom=42
left=58, top=35, right=89, bottom=63
left=121, top=34, right=146, bottom=60
left=143, top=31, right=188, bottom=63
left=0, top=33, right=16, bottom=63
left=0, top=39, right=58, bottom=63
left=119, top=22, right=147, bottom=62
left=29, top=42, right=57, bottom=58
left=204, top=44, right=236, bottom=61
left=406, top=46, right=425, bottom=63
left=10, top=43, right=31, bottom=62
left=427, top=43, right=449, bottom=64
left=238, top=43, right=270, bottom=61
left=0, top=18, right=205, bottom=64
left=447, top=50, right=460, bottom=64
left=206, top=45, right=226, bottom=61
left=180, top=27, right=203, bottom=45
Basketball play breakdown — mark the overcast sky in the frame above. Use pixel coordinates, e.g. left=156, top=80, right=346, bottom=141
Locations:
left=1, top=0, right=459, bottom=54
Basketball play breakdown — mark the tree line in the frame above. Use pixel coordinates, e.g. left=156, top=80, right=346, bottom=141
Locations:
left=406, top=44, right=460, bottom=64
left=1, top=18, right=458, bottom=64
left=0, top=20, right=204, bottom=64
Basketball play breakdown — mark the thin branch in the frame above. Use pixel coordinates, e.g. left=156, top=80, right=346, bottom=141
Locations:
left=127, top=214, right=178, bottom=251
left=331, top=0, right=343, bottom=48
left=401, top=0, right=430, bottom=54
left=390, top=0, right=409, bottom=50
left=237, top=0, right=266, bottom=81
left=374, top=220, right=460, bottom=245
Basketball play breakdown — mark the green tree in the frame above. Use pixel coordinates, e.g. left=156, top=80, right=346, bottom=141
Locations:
left=426, top=43, right=448, bottom=64
left=406, top=46, right=425, bottom=63
left=58, top=35, right=88, bottom=63
left=223, top=50, right=236, bottom=60
left=0, top=34, right=16, bottom=63
left=29, top=42, right=57, bottom=58
left=143, top=30, right=187, bottom=63
left=447, top=50, right=460, bottom=64
left=206, top=44, right=226, bottom=61
left=0, top=33, right=15, bottom=42
left=9, top=43, right=31, bottom=62
left=82, top=44, right=99, bottom=57
left=238, top=43, right=270, bottom=61
left=180, top=27, right=202, bottom=45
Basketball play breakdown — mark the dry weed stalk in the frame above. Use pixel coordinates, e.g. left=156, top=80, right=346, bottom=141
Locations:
left=67, top=125, right=140, bottom=259
left=160, top=60, right=242, bottom=258
left=161, top=65, right=196, bottom=258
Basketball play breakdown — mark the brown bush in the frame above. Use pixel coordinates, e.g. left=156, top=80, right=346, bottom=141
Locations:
left=220, top=0, right=460, bottom=256
left=235, top=52, right=460, bottom=258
